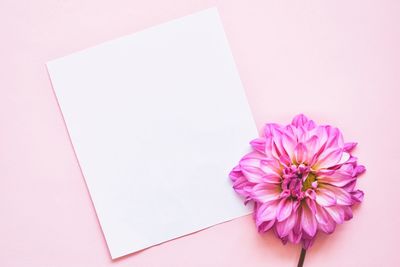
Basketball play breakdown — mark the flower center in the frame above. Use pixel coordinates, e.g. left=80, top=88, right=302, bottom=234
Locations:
left=281, top=164, right=316, bottom=199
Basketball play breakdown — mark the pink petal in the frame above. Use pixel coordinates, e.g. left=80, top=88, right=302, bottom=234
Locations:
left=315, top=204, right=336, bottom=234
left=278, top=154, right=291, bottom=166
left=256, top=200, right=279, bottom=225
left=252, top=183, right=281, bottom=203
left=264, top=123, right=283, bottom=137
left=304, top=119, right=317, bottom=130
left=301, top=201, right=317, bottom=237
left=315, top=188, right=337, bottom=206
left=240, top=152, right=281, bottom=182
left=229, top=167, right=251, bottom=197
left=263, top=136, right=275, bottom=158
left=268, top=125, right=292, bottom=160
left=351, top=189, right=364, bottom=203
left=260, top=158, right=282, bottom=174
left=353, top=165, right=366, bottom=177
left=258, top=219, right=276, bottom=233
left=281, top=132, right=297, bottom=159
left=250, top=138, right=266, bottom=153
left=295, top=125, right=307, bottom=143
left=306, top=197, right=317, bottom=214
left=272, top=137, right=286, bottom=159
left=264, top=125, right=285, bottom=159
left=293, top=199, right=301, bottom=211
left=276, top=209, right=297, bottom=237
left=321, top=184, right=352, bottom=205
left=276, top=198, right=293, bottom=222
left=313, top=126, right=328, bottom=153
left=262, top=173, right=282, bottom=184
left=229, top=165, right=241, bottom=178
left=293, top=208, right=302, bottom=235
left=292, top=114, right=309, bottom=127
left=325, top=126, right=344, bottom=149
left=240, top=165, right=264, bottom=183
left=288, top=229, right=302, bottom=244
left=325, top=206, right=345, bottom=224
left=314, top=167, right=336, bottom=177
left=305, top=188, right=316, bottom=200
left=344, top=142, right=357, bottom=152
left=343, top=180, right=356, bottom=192
left=335, top=151, right=350, bottom=166
left=343, top=206, right=353, bottom=221
left=317, top=167, right=355, bottom=187
left=304, top=135, right=318, bottom=163
left=294, top=142, right=307, bottom=164
left=314, top=148, right=343, bottom=169
left=280, top=235, right=289, bottom=245
left=346, top=155, right=358, bottom=165
left=302, top=237, right=316, bottom=249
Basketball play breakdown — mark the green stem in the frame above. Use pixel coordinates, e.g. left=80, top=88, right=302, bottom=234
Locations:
left=297, top=248, right=307, bottom=267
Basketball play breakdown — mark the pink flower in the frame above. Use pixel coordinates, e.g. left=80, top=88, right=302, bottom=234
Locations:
left=230, top=114, right=365, bottom=249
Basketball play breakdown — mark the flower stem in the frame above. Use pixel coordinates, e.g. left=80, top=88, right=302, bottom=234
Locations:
left=297, top=248, right=306, bottom=267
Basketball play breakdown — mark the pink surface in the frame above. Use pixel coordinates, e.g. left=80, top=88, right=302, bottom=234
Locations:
left=1, top=0, right=399, bottom=266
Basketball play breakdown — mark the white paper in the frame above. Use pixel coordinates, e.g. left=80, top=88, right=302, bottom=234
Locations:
left=47, top=8, right=256, bottom=259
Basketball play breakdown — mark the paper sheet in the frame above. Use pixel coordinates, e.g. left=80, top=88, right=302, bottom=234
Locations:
left=47, top=8, right=256, bottom=259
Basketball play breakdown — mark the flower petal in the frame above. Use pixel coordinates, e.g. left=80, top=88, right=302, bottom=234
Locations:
left=343, top=206, right=353, bottom=221
left=336, top=151, right=350, bottom=166
left=250, top=138, right=266, bottom=153
left=240, top=165, right=264, bottom=183
left=256, top=200, right=279, bottom=225
left=302, top=237, right=316, bottom=249
left=315, top=204, right=336, bottom=234
left=320, top=184, right=352, bottom=205
left=288, top=229, right=302, bottom=244
left=325, top=206, right=345, bottom=224
left=353, top=165, right=366, bottom=177
left=305, top=188, right=316, bottom=200
left=276, top=209, right=297, bottom=237
left=264, top=123, right=282, bottom=137
left=317, top=165, right=355, bottom=187
left=314, top=148, right=343, bottom=169
left=312, top=126, right=329, bottom=157
left=301, top=201, right=317, bottom=237
left=325, top=126, right=344, bottom=150
left=292, top=114, right=309, bottom=127
left=351, top=189, right=364, bottom=203
left=229, top=167, right=252, bottom=198
left=252, top=183, right=281, bottom=203
left=344, top=142, right=357, bottom=152
left=277, top=198, right=293, bottom=222
left=304, top=119, right=317, bottom=130
left=315, top=188, right=337, bottom=206
left=240, top=152, right=281, bottom=183
left=343, top=180, right=356, bottom=192
left=304, top=135, right=318, bottom=163
left=261, top=173, right=282, bottom=184
left=258, top=219, right=276, bottom=233
left=281, top=132, right=297, bottom=159
left=294, top=142, right=307, bottom=164
left=260, top=158, right=282, bottom=175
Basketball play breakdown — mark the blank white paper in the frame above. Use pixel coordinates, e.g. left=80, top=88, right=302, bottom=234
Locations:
left=47, top=8, right=256, bottom=259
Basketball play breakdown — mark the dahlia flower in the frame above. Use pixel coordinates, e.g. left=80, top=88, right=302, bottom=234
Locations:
left=230, top=114, right=365, bottom=265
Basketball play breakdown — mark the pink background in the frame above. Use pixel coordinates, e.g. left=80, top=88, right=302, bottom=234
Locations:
left=1, top=0, right=399, bottom=266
